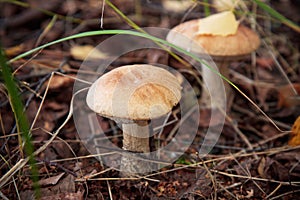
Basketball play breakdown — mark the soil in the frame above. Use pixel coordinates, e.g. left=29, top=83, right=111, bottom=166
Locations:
left=0, top=0, right=300, bottom=199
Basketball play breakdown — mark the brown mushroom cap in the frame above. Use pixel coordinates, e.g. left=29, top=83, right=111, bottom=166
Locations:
left=166, top=19, right=260, bottom=60
left=86, top=64, right=182, bottom=121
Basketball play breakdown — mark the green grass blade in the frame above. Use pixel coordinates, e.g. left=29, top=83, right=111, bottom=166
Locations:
left=8, top=30, right=229, bottom=97
left=203, top=0, right=211, bottom=16
left=7, top=29, right=237, bottom=86
left=253, top=0, right=300, bottom=33
left=8, top=29, right=283, bottom=131
left=0, top=46, right=40, bottom=198
left=105, top=0, right=142, bottom=32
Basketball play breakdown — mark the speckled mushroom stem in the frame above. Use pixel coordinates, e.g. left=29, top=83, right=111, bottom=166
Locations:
left=216, top=60, right=232, bottom=98
left=122, top=121, right=150, bottom=153
left=120, top=121, right=153, bottom=176
left=201, top=60, right=232, bottom=109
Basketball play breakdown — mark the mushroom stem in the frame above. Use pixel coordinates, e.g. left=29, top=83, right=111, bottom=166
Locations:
left=216, top=60, right=232, bottom=99
left=201, top=60, right=232, bottom=109
left=122, top=121, right=150, bottom=153
left=120, top=121, right=153, bottom=176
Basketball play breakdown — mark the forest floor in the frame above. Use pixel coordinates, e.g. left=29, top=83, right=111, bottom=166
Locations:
left=1, top=0, right=300, bottom=199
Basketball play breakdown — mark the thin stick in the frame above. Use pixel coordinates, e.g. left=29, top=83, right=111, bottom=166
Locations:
left=199, top=157, right=217, bottom=200
left=81, top=167, right=113, bottom=180
left=265, top=183, right=282, bottom=199
left=55, top=71, right=93, bottom=85
left=100, top=0, right=105, bottom=29
left=12, top=176, right=21, bottom=200
left=269, top=189, right=300, bottom=200
left=166, top=105, right=197, bottom=142
left=225, top=112, right=257, bottom=158
left=219, top=182, right=242, bottom=192
left=29, top=72, right=54, bottom=130
left=0, top=191, right=9, bottom=200
left=0, top=158, right=27, bottom=188
left=217, top=183, right=239, bottom=200
left=12, top=48, right=44, bottom=75
left=232, top=154, right=266, bottom=195
left=50, top=152, right=118, bottom=163
left=252, top=131, right=290, bottom=148
left=106, top=180, right=113, bottom=200
left=210, top=169, right=300, bottom=186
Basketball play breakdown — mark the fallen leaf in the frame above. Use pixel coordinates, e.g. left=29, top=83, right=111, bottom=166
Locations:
left=46, top=75, right=75, bottom=90
left=43, top=101, right=69, bottom=121
left=70, top=45, right=108, bottom=61
left=39, top=173, right=65, bottom=186
left=162, top=0, right=194, bottom=12
left=278, top=83, right=300, bottom=108
left=197, top=11, right=239, bottom=36
left=4, top=44, right=25, bottom=57
left=51, top=142, right=74, bottom=158
left=245, top=189, right=254, bottom=198
left=288, top=116, right=300, bottom=146
left=257, top=157, right=266, bottom=178
left=256, top=57, right=275, bottom=70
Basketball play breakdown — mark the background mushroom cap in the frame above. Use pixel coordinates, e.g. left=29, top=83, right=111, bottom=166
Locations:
left=166, top=19, right=260, bottom=60
left=86, top=64, right=182, bottom=121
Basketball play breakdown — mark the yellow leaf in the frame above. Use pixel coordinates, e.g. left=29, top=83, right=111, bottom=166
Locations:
left=5, top=44, right=25, bottom=57
left=163, top=0, right=194, bottom=12
left=70, top=45, right=108, bottom=61
left=288, top=116, right=300, bottom=146
left=197, top=11, right=239, bottom=36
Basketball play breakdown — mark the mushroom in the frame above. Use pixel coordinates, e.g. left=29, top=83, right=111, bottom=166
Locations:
left=166, top=12, right=260, bottom=109
left=86, top=64, right=181, bottom=176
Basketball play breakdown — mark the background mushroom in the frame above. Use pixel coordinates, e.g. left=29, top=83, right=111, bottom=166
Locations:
left=166, top=11, right=260, bottom=109
left=86, top=64, right=181, bottom=176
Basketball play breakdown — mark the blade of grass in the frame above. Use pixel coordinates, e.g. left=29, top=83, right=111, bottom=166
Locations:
left=253, top=0, right=300, bottom=33
left=8, top=29, right=285, bottom=133
left=0, top=46, right=40, bottom=198
left=203, top=0, right=211, bottom=16
left=35, top=15, right=58, bottom=47
left=104, top=0, right=142, bottom=31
